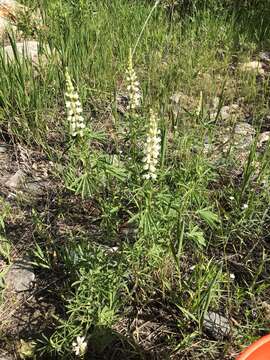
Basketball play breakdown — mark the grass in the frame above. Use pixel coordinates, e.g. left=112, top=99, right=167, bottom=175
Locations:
left=1, top=0, right=270, bottom=359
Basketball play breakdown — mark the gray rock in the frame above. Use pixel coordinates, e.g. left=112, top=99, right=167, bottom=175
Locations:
left=3, top=41, right=50, bottom=65
left=25, top=180, right=48, bottom=196
left=240, top=61, right=264, bottom=75
left=258, top=131, right=270, bottom=148
left=5, top=169, right=25, bottom=189
left=259, top=52, right=270, bottom=63
left=5, top=260, right=35, bottom=292
left=3, top=41, right=38, bottom=62
left=170, top=91, right=196, bottom=116
left=210, top=104, right=242, bottom=121
left=233, top=122, right=255, bottom=150
left=203, top=311, right=230, bottom=340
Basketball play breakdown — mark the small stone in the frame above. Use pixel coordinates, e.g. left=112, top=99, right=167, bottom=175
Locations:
left=219, top=106, right=231, bottom=121
left=259, top=52, right=270, bottom=63
left=240, top=61, right=264, bottom=75
left=233, top=122, right=255, bottom=150
left=203, top=311, right=230, bottom=340
left=25, top=180, right=48, bottom=196
left=210, top=104, right=242, bottom=122
left=211, top=96, right=220, bottom=110
left=5, top=260, right=35, bottom=292
left=5, top=169, right=25, bottom=189
left=261, top=301, right=270, bottom=321
left=170, top=91, right=196, bottom=116
left=258, top=131, right=270, bottom=148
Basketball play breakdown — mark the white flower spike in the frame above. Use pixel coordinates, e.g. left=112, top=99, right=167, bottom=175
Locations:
left=126, top=49, right=142, bottom=111
left=72, top=335, right=87, bottom=357
left=142, top=109, right=161, bottom=180
left=65, top=70, right=86, bottom=137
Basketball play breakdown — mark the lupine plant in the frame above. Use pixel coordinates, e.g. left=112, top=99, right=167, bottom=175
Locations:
left=2, top=1, right=270, bottom=359
left=65, top=69, right=86, bottom=138
left=142, top=109, right=161, bottom=180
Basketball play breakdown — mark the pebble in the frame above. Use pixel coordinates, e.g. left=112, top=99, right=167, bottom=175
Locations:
left=203, top=311, right=230, bottom=340
left=25, top=180, right=48, bottom=196
left=5, top=259, right=35, bottom=292
left=259, top=52, right=270, bottom=63
left=210, top=104, right=241, bottom=121
left=5, top=169, right=25, bottom=189
left=239, top=61, right=264, bottom=75
left=258, top=131, right=270, bottom=148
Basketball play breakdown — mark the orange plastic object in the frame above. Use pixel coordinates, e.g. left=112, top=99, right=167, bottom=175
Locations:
left=237, top=334, right=270, bottom=360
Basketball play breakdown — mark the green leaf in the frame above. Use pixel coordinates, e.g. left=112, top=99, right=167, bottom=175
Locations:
left=196, top=208, right=220, bottom=229
left=188, top=225, right=206, bottom=247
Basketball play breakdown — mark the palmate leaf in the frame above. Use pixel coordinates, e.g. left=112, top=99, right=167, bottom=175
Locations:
left=68, top=171, right=98, bottom=199
left=100, top=161, right=127, bottom=182
left=188, top=224, right=206, bottom=247
left=196, top=208, right=220, bottom=229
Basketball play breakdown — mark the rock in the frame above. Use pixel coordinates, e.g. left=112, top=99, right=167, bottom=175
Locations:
left=3, top=41, right=41, bottom=64
left=258, top=131, right=270, bottom=148
left=210, top=104, right=243, bottom=122
left=203, top=311, right=230, bottom=340
left=5, top=169, right=25, bottom=189
left=2, top=41, right=52, bottom=66
left=261, top=301, right=270, bottom=321
left=211, top=96, right=220, bottom=110
left=220, top=104, right=240, bottom=121
left=0, top=143, right=9, bottom=165
left=25, top=180, right=49, bottom=196
left=0, top=0, right=25, bottom=39
left=239, top=61, right=265, bottom=75
left=170, top=91, right=196, bottom=117
left=259, top=52, right=270, bottom=63
left=5, top=260, right=35, bottom=292
left=233, top=122, right=255, bottom=150
left=0, top=0, right=20, bottom=8
left=204, top=122, right=256, bottom=167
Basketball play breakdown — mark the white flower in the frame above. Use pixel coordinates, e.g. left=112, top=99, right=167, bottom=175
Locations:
left=142, top=109, right=161, bottom=180
left=242, top=203, right=248, bottom=210
left=72, top=336, right=87, bottom=357
left=126, top=50, right=142, bottom=111
left=65, top=70, right=85, bottom=137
